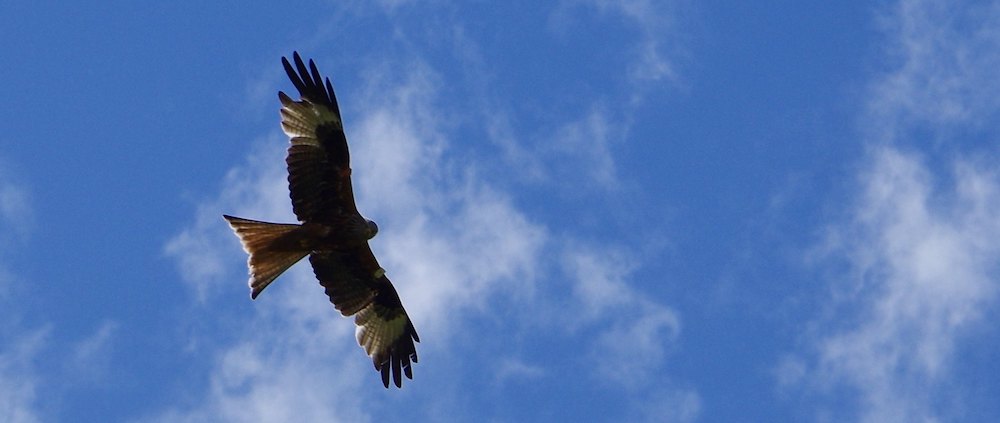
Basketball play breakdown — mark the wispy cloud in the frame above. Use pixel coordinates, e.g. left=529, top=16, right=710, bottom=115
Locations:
left=547, top=107, right=621, bottom=188
left=629, top=388, right=701, bottom=423
left=866, top=0, right=1000, bottom=141
left=0, top=162, right=42, bottom=423
left=791, top=1, right=1000, bottom=421
left=809, top=148, right=1000, bottom=422
left=0, top=166, right=125, bottom=422
left=478, top=81, right=632, bottom=191
left=470, top=2, right=684, bottom=189
left=140, top=307, right=372, bottom=423
left=164, top=137, right=292, bottom=302
left=0, top=163, right=32, bottom=246
left=552, top=0, right=685, bottom=85
left=567, top=251, right=697, bottom=423
left=0, top=184, right=30, bottom=231
left=0, top=329, right=46, bottom=423
left=346, top=63, right=548, bottom=340
left=66, top=321, right=118, bottom=383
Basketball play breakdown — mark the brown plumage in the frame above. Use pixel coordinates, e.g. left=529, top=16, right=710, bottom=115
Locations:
left=223, top=52, right=419, bottom=388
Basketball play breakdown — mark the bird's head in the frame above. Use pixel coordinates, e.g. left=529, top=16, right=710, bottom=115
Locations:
left=366, top=219, right=379, bottom=239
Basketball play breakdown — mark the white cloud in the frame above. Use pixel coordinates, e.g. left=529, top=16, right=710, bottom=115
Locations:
left=547, top=108, right=621, bottom=188
left=561, top=246, right=682, bottom=388
left=563, top=247, right=637, bottom=319
left=479, top=86, right=630, bottom=191
left=598, top=0, right=681, bottom=83
left=0, top=184, right=30, bottom=232
left=164, top=136, right=293, bottom=302
left=630, top=388, right=701, bottom=423
left=867, top=0, right=1000, bottom=140
left=520, top=1, right=687, bottom=188
left=0, top=164, right=31, bottom=246
left=591, top=303, right=681, bottom=386
left=493, top=357, right=545, bottom=383
left=790, top=1, right=1000, bottom=421
left=0, top=164, right=124, bottom=423
left=0, top=163, right=41, bottom=423
left=66, top=321, right=118, bottom=383
left=807, top=148, right=1000, bottom=422
left=552, top=0, right=684, bottom=84
left=163, top=219, right=231, bottom=302
left=347, top=63, right=548, bottom=342
left=0, top=328, right=47, bottom=423
left=141, top=312, right=370, bottom=423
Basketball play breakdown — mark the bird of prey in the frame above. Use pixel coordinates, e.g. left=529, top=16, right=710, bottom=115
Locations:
left=223, top=52, right=419, bottom=388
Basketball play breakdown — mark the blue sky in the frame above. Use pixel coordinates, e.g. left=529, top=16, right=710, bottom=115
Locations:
left=2, top=0, right=1000, bottom=421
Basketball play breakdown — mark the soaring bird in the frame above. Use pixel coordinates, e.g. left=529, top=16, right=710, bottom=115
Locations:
left=223, top=52, right=419, bottom=388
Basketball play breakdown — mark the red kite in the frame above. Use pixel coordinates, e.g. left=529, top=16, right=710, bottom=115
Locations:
left=223, top=52, right=419, bottom=388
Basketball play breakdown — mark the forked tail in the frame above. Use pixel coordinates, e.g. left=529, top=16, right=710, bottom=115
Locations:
left=223, top=215, right=310, bottom=299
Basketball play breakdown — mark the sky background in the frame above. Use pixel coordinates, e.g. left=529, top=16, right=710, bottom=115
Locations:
left=2, top=0, right=1000, bottom=421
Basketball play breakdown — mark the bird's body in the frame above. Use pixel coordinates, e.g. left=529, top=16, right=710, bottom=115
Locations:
left=223, top=52, right=419, bottom=388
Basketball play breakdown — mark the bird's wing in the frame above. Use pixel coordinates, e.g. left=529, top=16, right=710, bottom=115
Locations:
left=279, top=52, right=358, bottom=223
left=309, top=247, right=420, bottom=388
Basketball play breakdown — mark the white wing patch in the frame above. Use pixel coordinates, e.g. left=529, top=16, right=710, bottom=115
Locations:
left=354, top=305, right=408, bottom=357
left=278, top=93, right=342, bottom=141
